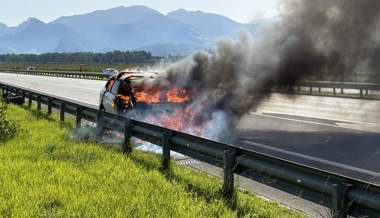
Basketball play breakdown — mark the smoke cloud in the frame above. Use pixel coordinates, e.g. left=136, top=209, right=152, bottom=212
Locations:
left=161, top=1, right=379, bottom=117
left=133, top=0, right=380, bottom=142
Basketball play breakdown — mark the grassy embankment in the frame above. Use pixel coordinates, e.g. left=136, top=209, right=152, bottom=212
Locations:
left=0, top=103, right=304, bottom=218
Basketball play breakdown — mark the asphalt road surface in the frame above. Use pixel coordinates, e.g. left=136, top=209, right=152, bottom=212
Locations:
left=1, top=72, right=380, bottom=186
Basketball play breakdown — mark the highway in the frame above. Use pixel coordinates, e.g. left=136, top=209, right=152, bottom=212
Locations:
left=1, top=72, right=380, bottom=185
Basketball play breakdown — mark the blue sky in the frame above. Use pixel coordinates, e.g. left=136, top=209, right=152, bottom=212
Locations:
left=0, top=0, right=280, bottom=26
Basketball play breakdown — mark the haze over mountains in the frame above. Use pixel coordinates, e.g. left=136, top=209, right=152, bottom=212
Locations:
left=0, top=6, right=273, bottom=55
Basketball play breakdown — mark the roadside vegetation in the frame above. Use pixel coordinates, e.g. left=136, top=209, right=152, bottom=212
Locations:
left=0, top=104, right=19, bottom=143
left=0, top=51, right=156, bottom=64
left=0, top=51, right=159, bottom=72
left=0, top=62, right=151, bottom=73
left=0, top=103, right=304, bottom=218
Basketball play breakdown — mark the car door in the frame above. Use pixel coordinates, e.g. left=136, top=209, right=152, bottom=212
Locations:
left=104, top=80, right=121, bottom=113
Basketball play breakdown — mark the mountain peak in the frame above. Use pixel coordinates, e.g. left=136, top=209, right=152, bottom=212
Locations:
left=168, top=9, right=188, bottom=14
left=51, top=5, right=163, bottom=32
left=99, top=5, right=161, bottom=16
left=25, top=17, right=45, bottom=24
left=18, top=17, right=45, bottom=28
left=118, top=5, right=160, bottom=13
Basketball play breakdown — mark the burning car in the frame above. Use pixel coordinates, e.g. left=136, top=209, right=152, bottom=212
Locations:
left=99, top=71, right=226, bottom=139
left=99, top=71, right=190, bottom=114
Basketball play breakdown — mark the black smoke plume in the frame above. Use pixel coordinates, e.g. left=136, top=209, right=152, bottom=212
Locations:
left=146, top=0, right=380, bottom=141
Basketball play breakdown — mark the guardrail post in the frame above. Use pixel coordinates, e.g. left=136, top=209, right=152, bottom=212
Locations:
left=122, top=120, right=134, bottom=154
left=60, top=103, right=65, bottom=122
left=309, top=86, right=313, bottom=94
left=223, top=148, right=237, bottom=208
left=28, top=93, right=32, bottom=108
left=331, top=183, right=353, bottom=218
left=47, top=97, right=53, bottom=115
left=162, top=131, right=173, bottom=171
left=37, top=95, right=41, bottom=110
left=21, top=91, right=25, bottom=105
left=96, top=111, right=105, bottom=141
left=333, top=88, right=336, bottom=96
left=76, top=106, right=82, bottom=128
left=360, top=89, right=363, bottom=98
left=341, top=88, right=344, bottom=94
left=318, top=87, right=321, bottom=93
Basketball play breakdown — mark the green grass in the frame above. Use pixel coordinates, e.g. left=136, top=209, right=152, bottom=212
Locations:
left=0, top=103, right=304, bottom=218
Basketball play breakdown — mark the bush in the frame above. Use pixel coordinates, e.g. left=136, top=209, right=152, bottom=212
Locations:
left=0, top=103, right=19, bottom=143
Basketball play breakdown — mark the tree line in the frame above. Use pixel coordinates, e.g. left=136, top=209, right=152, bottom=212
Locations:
left=0, top=51, right=157, bottom=63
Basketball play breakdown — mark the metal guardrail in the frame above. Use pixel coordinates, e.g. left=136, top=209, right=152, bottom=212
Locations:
left=1, top=69, right=380, bottom=99
left=295, top=81, right=380, bottom=98
left=1, top=83, right=380, bottom=217
left=0, top=69, right=109, bottom=80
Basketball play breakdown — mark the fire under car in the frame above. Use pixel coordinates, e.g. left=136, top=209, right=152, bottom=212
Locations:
left=99, top=71, right=190, bottom=115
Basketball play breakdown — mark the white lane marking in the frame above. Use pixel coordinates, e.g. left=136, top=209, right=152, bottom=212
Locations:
left=251, top=112, right=350, bottom=128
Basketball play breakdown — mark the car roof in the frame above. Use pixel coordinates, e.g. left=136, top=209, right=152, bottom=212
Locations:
left=117, top=71, right=158, bottom=81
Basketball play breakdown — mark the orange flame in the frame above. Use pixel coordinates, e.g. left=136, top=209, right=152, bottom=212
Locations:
left=133, top=84, right=189, bottom=104
left=135, top=91, right=161, bottom=103
left=120, top=82, right=203, bottom=134
left=166, top=88, right=189, bottom=103
left=144, top=106, right=206, bottom=135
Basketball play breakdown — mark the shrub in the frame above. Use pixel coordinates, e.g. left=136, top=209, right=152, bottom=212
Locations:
left=0, top=103, right=19, bottom=143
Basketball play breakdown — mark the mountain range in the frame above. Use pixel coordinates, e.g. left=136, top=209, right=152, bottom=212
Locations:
left=0, top=6, right=273, bottom=55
